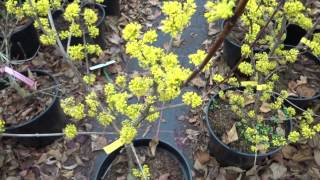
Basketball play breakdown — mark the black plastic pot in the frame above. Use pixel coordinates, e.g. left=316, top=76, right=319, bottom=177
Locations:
left=93, top=138, right=192, bottom=180
left=205, top=87, right=292, bottom=169
left=103, top=0, right=120, bottom=16
left=0, top=19, right=40, bottom=60
left=282, top=51, right=320, bottom=110
left=3, top=70, right=66, bottom=148
left=219, top=20, right=242, bottom=68
left=284, top=24, right=320, bottom=47
left=283, top=24, right=307, bottom=47
left=219, top=20, right=265, bottom=69
left=53, top=3, right=106, bottom=49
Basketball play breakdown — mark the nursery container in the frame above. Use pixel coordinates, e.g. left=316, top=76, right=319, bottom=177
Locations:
left=103, top=0, right=120, bottom=16
left=0, top=19, right=40, bottom=61
left=93, top=138, right=192, bottom=180
left=53, top=3, right=106, bottom=49
left=3, top=70, right=66, bottom=148
left=219, top=20, right=265, bottom=69
left=283, top=51, right=320, bottom=110
left=283, top=24, right=307, bottom=47
left=284, top=24, right=320, bottom=47
left=205, top=87, right=292, bottom=169
left=219, top=20, right=242, bottom=68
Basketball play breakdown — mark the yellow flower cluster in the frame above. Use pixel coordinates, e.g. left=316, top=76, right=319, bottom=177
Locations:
left=115, top=75, right=127, bottom=89
left=227, top=77, right=239, bottom=86
left=146, top=107, right=160, bottom=122
left=241, top=44, right=251, bottom=58
left=68, top=44, right=102, bottom=61
left=97, top=112, right=115, bottom=127
left=61, top=97, right=85, bottom=120
left=189, top=50, right=211, bottom=70
left=161, top=0, right=196, bottom=37
left=64, top=124, right=78, bottom=139
left=213, top=74, right=224, bottom=83
left=129, top=76, right=153, bottom=97
left=228, top=93, right=245, bottom=108
left=245, top=23, right=261, bottom=44
left=255, top=53, right=276, bottom=75
left=83, top=74, right=96, bottom=85
left=182, top=92, right=203, bottom=108
left=122, top=23, right=142, bottom=41
left=132, top=164, right=151, bottom=180
left=142, top=30, right=158, bottom=44
left=272, top=136, right=287, bottom=147
left=283, top=0, right=312, bottom=30
left=85, top=92, right=100, bottom=117
left=119, top=121, right=137, bottom=144
left=106, top=91, right=129, bottom=114
left=271, top=90, right=288, bottom=109
left=123, top=23, right=195, bottom=103
left=204, top=0, right=235, bottom=23
left=274, top=48, right=299, bottom=64
left=238, top=62, right=254, bottom=76
left=286, top=107, right=296, bottom=117
left=125, top=104, right=143, bottom=121
left=83, top=8, right=99, bottom=38
left=0, top=119, right=5, bottom=133
left=64, top=2, right=80, bottom=22
left=288, top=131, right=300, bottom=143
left=301, top=34, right=320, bottom=57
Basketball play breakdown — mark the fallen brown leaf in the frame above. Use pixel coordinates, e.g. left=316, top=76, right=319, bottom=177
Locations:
left=260, top=102, right=271, bottom=113
left=195, top=151, right=211, bottom=164
left=222, top=123, right=238, bottom=144
left=269, top=163, right=287, bottom=179
left=296, top=84, right=316, bottom=97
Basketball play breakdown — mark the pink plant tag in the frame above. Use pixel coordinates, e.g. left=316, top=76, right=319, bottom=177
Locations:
left=0, top=66, right=37, bottom=90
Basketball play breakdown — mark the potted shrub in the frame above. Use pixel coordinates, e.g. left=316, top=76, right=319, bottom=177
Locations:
left=1, top=1, right=40, bottom=61
left=55, top=0, right=201, bottom=178
left=203, top=0, right=320, bottom=169
left=205, top=0, right=313, bottom=68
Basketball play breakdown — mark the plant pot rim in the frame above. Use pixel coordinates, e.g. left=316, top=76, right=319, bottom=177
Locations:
left=205, top=86, right=292, bottom=157
left=82, top=2, right=106, bottom=28
left=0, top=18, right=34, bottom=37
left=4, top=69, right=59, bottom=130
left=93, top=138, right=192, bottom=180
left=219, top=19, right=242, bottom=48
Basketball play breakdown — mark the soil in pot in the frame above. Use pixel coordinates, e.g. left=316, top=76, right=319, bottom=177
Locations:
left=207, top=91, right=289, bottom=154
left=0, top=71, right=56, bottom=127
left=275, top=53, right=320, bottom=99
left=102, top=146, right=185, bottom=179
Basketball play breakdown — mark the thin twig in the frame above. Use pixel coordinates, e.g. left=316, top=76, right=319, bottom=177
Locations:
left=0, top=131, right=117, bottom=137
left=130, top=143, right=148, bottom=180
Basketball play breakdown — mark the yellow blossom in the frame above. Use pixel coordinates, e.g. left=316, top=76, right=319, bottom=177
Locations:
left=64, top=124, right=78, bottom=139
left=182, top=92, right=202, bottom=108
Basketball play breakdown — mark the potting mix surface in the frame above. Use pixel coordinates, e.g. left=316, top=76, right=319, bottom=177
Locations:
left=102, top=146, right=185, bottom=180
left=1, top=0, right=320, bottom=179
left=0, top=72, right=55, bottom=126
